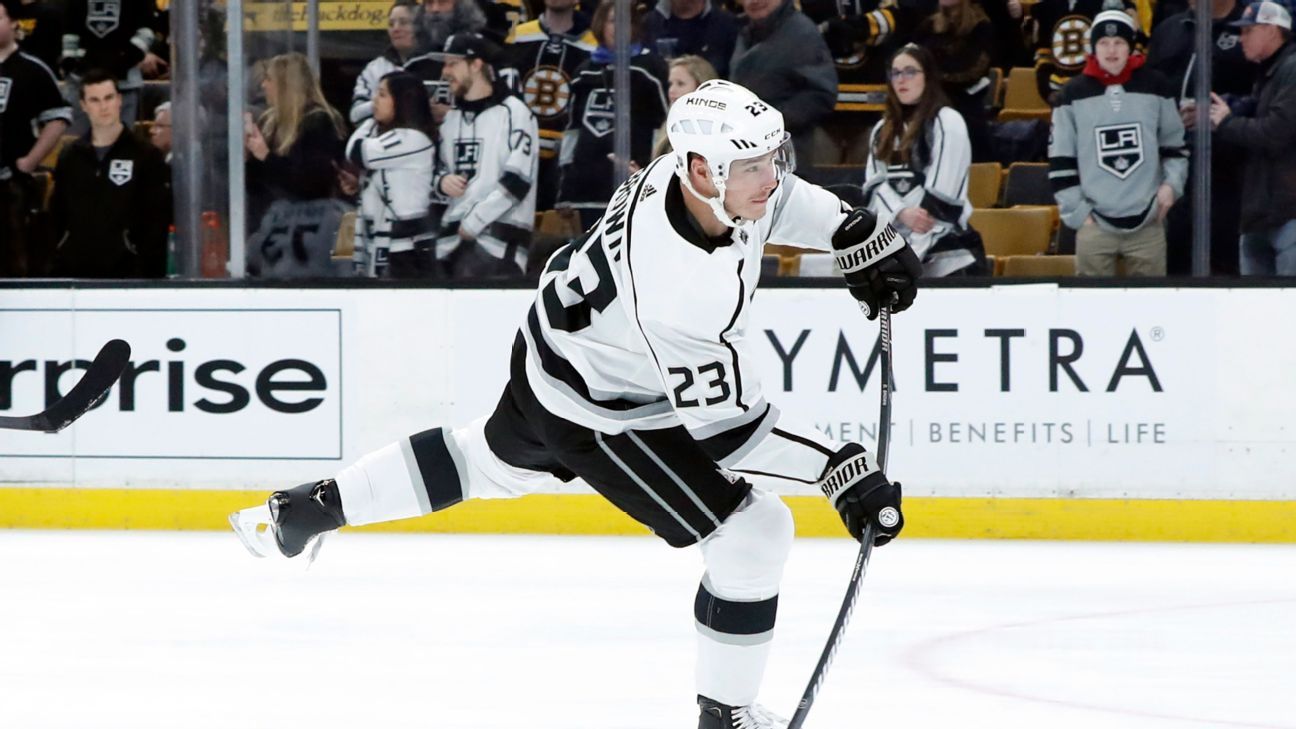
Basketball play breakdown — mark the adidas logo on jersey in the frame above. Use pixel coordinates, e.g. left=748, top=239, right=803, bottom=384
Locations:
left=639, top=184, right=658, bottom=201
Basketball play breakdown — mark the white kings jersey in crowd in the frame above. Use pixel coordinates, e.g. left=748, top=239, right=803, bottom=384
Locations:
left=436, top=91, right=540, bottom=266
left=523, top=154, right=868, bottom=488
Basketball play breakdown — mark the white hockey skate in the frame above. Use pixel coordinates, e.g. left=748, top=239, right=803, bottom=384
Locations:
left=698, top=696, right=788, bottom=729
left=229, top=479, right=344, bottom=564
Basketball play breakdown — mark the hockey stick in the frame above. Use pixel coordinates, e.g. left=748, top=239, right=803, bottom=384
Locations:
left=787, top=305, right=893, bottom=729
left=0, top=339, right=131, bottom=433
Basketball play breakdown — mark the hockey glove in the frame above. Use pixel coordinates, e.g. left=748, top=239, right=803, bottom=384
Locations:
left=819, top=442, right=904, bottom=546
left=831, top=208, right=922, bottom=320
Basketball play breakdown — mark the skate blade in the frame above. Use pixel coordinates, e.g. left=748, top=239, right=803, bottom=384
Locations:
left=229, top=504, right=280, bottom=558
left=228, top=504, right=330, bottom=566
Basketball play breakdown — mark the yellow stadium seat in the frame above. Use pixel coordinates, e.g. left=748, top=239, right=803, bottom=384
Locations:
left=1001, top=254, right=1077, bottom=277
left=41, top=134, right=77, bottom=170
left=968, top=162, right=1003, bottom=208
left=1002, top=67, right=1049, bottom=110
left=333, top=211, right=357, bottom=259
left=969, top=207, right=1054, bottom=257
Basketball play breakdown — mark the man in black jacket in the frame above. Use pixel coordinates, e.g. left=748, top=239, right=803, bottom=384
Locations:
left=50, top=68, right=170, bottom=278
left=1208, top=0, right=1296, bottom=275
left=1148, top=0, right=1256, bottom=274
left=730, top=0, right=837, bottom=168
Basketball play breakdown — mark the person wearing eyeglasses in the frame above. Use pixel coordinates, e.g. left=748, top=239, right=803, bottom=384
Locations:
left=862, top=44, right=986, bottom=277
left=350, top=1, right=422, bottom=124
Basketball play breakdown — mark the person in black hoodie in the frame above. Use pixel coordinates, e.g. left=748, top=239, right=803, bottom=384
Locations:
left=49, top=68, right=169, bottom=278
left=556, top=0, right=669, bottom=231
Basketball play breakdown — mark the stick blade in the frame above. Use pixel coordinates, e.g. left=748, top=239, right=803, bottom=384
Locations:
left=38, top=339, right=132, bottom=433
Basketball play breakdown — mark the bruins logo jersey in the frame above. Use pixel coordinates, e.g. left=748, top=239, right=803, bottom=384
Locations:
left=1031, top=0, right=1137, bottom=96
left=503, top=19, right=597, bottom=161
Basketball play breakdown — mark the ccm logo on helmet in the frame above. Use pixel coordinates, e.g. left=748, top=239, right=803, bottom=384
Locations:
left=820, top=453, right=872, bottom=499
left=685, top=97, right=727, bottom=110
left=834, top=224, right=898, bottom=272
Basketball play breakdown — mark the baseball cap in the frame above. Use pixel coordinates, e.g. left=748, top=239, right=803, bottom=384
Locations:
left=429, top=33, right=500, bottom=64
left=1231, top=0, right=1293, bottom=29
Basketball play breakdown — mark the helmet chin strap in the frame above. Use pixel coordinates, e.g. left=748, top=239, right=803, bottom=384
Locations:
left=680, top=172, right=743, bottom=229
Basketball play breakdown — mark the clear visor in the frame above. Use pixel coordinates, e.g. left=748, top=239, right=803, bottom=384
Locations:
left=725, top=136, right=796, bottom=186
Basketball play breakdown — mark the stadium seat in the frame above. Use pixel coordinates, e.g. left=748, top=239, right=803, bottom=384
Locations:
left=834, top=84, right=888, bottom=113
left=985, top=67, right=1004, bottom=110
left=41, top=134, right=77, bottom=170
left=1002, top=67, right=1049, bottom=110
left=998, top=68, right=1052, bottom=122
left=969, top=207, right=1054, bottom=257
left=333, top=211, right=356, bottom=259
left=1002, top=163, right=1054, bottom=206
left=1000, top=254, right=1076, bottom=277
left=30, top=171, right=53, bottom=212
left=967, top=162, right=1003, bottom=208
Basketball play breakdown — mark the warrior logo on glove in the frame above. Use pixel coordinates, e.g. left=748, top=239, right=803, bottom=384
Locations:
left=831, top=207, right=922, bottom=320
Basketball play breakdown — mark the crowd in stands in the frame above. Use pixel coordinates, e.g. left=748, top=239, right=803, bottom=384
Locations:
left=1, top=0, right=1294, bottom=279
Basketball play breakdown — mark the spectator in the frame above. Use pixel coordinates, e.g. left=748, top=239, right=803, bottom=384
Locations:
left=60, top=0, right=167, bottom=133
left=557, top=0, right=668, bottom=231
left=1147, top=0, right=1255, bottom=274
left=863, top=44, right=984, bottom=276
left=347, top=71, right=438, bottom=278
left=149, top=101, right=172, bottom=163
left=804, top=0, right=917, bottom=96
left=49, top=68, right=169, bottom=278
left=0, top=0, right=70, bottom=276
left=244, top=53, right=349, bottom=278
left=1049, top=10, right=1187, bottom=276
left=11, top=0, right=62, bottom=73
left=501, top=0, right=597, bottom=210
left=913, top=0, right=996, bottom=161
left=642, top=0, right=741, bottom=77
left=415, top=0, right=488, bottom=55
left=1209, top=0, right=1296, bottom=276
left=1029, top=0, right=1137, bottom=104
left=730, top=0, right=837, bottom=167
left=651, top=54, right=718, bottom=158
left=350, top=0, right=421, bottom=124
left=433, top=33, right=539, bottom=277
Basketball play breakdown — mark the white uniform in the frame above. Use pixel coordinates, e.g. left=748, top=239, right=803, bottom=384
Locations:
left=527, top=154, right=852, bottom=482
left=434, top=88, right=539, bottom=271
left=863, top=106, right=976, bottom=277
left=346, top=119, right=437, bottom=277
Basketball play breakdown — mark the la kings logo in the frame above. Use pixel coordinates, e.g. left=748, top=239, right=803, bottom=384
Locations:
left=583, top=90, right=615, bottom=138
left=108, top=159, right=133, bottom=186
left=454, top=139, right=482, bottom=178
left=87, top=0, right=121, bottom=39
left=1095, top=123, right=1144, bottom=180
left=0, top=78, right=10, bottom=113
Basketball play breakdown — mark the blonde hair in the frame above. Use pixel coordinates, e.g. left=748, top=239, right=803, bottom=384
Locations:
left=258, top=53, right=346, bottom=156
left=652, top=55, right=719, bottom=158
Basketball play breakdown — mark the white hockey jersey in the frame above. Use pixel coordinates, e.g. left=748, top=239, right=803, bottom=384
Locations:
left=523, top=156, right=873, bottom=485
left=346, top=119, right=436, bottom=276
left=435, top=87, right=539, bottom=268
left=349, top=50, right=403, bottom=124
left=863, top=107, right=974, bottom=277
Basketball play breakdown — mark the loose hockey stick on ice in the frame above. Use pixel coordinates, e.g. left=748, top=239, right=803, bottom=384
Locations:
left=0, top=339, right=131, bottom=433
left=787, top=305, right=893, bottom=729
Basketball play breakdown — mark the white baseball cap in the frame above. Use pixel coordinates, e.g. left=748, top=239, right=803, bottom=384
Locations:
left=1231, top=0, right=1292, bottom=30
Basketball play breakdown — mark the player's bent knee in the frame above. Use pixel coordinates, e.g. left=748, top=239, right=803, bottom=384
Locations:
left=700, top=490, right=794, bottom=599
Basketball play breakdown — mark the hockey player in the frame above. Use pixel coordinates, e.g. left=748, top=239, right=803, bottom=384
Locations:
left=431, top=32, right=539, bottom=277
left=232, top=79, right=921, bottom=728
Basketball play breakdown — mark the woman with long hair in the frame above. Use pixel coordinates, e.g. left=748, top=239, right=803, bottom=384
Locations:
left=863, top=44, right=984, bottom=277
left=244, top=52, right=349, bottom=276
left=346, top=71, right=439, bottom=278
left=245, top=52, right=347, bottom=202
left=650, top=54, right=718, bottom=159
left=913, top=0, right=996, bottom=161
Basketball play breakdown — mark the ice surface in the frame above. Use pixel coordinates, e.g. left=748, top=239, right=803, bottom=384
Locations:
left=1, top=531, right=1292, bottom=729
